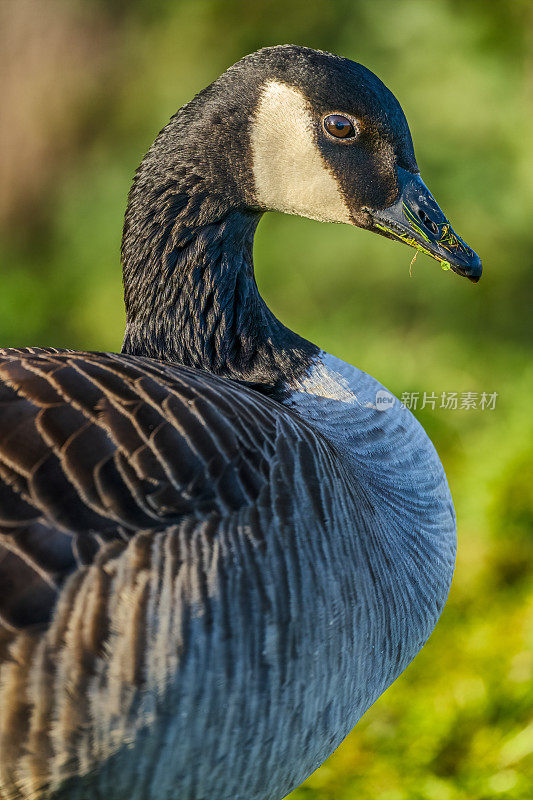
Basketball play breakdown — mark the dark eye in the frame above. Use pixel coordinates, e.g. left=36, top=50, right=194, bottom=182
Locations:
left=323, top=114, right=356, bottom=139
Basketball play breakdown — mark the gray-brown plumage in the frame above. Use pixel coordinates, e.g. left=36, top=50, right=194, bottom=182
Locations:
left=0, top=46, right=480, bottom=800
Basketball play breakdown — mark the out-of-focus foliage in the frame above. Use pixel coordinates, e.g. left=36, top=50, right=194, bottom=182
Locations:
left=0, top=1, right=531, bottom=797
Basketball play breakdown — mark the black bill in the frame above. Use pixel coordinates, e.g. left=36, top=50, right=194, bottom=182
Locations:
left=370, top=167, right=482, bottom=282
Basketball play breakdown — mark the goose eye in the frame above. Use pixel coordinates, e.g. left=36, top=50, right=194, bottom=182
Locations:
left=323, top=114, right=356, bottom=139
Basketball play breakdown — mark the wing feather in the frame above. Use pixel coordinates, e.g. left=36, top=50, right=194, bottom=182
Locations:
left=0, top=348, right=320, bottom=633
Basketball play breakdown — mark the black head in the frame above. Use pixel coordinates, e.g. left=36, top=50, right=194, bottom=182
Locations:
left=132, top=45, right=481, bottom=281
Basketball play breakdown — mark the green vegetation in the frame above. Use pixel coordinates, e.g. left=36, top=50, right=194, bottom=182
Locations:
left=0, top=1, right=531, bottom=797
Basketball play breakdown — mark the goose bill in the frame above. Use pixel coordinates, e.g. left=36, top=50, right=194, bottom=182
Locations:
left=370, top=167, right=482, bottom=283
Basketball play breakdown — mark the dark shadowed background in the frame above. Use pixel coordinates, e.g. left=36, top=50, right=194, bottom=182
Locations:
left=1, top=1, right=532, bottom=798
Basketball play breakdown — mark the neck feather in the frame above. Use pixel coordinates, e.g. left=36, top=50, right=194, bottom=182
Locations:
left=121, top=171, right=318, bottom=394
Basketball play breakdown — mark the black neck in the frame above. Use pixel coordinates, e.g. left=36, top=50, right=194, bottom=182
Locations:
left=121, top=176, right=318, bottom=395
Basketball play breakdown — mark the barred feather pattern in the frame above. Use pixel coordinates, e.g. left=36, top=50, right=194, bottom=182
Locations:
left=0, top=348, right=456, bottom=800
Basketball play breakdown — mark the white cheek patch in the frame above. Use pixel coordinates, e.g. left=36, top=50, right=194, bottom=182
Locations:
left=250, top=81, right=350, bottom=224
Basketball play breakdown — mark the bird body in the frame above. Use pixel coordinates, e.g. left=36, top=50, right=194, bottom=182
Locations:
left=0, top=46, right=480, bottom=800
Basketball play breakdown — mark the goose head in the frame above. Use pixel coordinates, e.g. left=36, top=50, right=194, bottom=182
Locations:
left=143, top=44, right=481, bottom=282
left=246, top=46, right=482, bottom=280
left=123, top=45, right=482, bottom=379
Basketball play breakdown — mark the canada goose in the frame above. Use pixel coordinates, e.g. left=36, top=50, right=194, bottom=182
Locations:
left=0, top=45, right=481, bottom=800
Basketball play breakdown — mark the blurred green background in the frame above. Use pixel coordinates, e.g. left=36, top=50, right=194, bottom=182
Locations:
left=1, top=0, right=531, bottom=797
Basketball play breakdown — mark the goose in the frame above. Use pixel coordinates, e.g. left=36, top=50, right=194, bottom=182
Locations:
left=0, top=45, right=481, bottom=800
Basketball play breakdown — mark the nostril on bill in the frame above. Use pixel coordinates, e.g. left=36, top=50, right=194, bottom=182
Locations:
left=417, top=208, right=439, bottom=236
